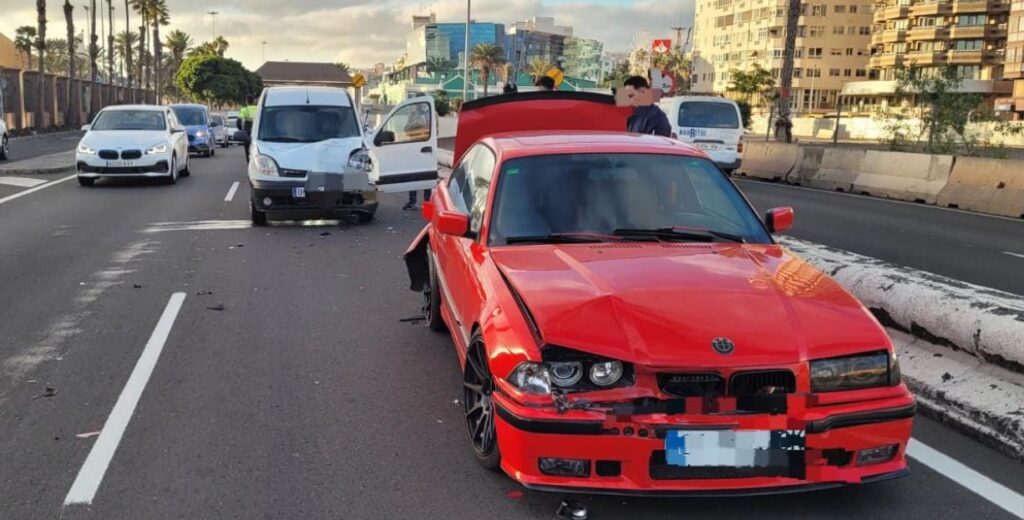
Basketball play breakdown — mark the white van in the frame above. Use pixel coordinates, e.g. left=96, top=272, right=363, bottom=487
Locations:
left=241, top=86, right=437, bottom=225
left=658, top=96, right=744, bottom=172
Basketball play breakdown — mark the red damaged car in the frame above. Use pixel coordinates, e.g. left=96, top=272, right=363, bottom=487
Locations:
left=404, top=92, right=914, bottom=496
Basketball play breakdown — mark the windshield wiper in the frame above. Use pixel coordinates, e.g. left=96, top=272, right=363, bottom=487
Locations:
left=613, top=227, right=746, bottom=244
left=505, top=233, right=615, bottom=245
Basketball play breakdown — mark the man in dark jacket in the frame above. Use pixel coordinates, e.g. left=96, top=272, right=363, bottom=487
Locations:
left=623, top=76, right=671, bottom=137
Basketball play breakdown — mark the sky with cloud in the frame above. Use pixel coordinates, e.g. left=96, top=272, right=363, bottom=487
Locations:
left=1, top=1, right=694, bottom=70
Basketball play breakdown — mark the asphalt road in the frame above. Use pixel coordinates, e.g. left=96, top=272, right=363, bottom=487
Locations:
left=2, top=131, right=84, bottom=163
left=0, top=146, right=1022, bottom=519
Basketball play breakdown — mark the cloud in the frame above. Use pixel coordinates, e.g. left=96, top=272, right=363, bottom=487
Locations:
left=1, top=1, right=694, bottom=70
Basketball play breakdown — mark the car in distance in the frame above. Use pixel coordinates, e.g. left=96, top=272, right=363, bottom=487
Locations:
left=76, top=105, right=190, bottom=186
left=0, top=118, right=9, bottom=160
left=226, top=114, right=244, bottom=143
left=404, top=93, right=914, bottom=496
left=170, top=103, right=215, bottom=157
left=657, top=96, right=744, bottom=173
left=239, top=86, right=438, bottom=225
left=210, top=113, right=231, bottom=148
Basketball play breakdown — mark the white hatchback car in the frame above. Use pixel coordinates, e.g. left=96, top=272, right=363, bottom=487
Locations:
left=76, top=105, right=190, bottom=186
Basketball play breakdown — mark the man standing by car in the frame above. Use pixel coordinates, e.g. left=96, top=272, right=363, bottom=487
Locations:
left=238, top=95, right=258, bottom=161
left=623, top=76, right=671, bottom=137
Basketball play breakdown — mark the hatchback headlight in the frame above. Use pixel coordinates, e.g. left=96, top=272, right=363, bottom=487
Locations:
left=810, top=350, right=900, bottom=393
left=253, top=154, right=279, bottom=176
left=145, top=143, right=167, bottom=155
left=77, top=143, right=96, bottom=155
left=195, top=130, right=206, bottom=138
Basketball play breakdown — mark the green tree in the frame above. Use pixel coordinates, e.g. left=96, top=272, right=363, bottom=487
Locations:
left=726, top=64, right=775, bottom=104
left=334, top=61, right=351, bottom=75
left=433, top=89, right=450, bottom=116
left=163, top=30, right=192, bottom=100
left=470, top=43, right=504, bottom=97
left=149, top=0, right=169, bottom=101
left=175, top=54, right=262, bottom=105
left=424, top=56, right=452, bottom=78
left=527, top=57, right=552, bottom=82
left=115, top=30, right=139, bottom=82
left=894, top=65, right=982, bottom=154
left=15, top=26, right=36, bottom=69
left=190, top=36, right=229, bottom=57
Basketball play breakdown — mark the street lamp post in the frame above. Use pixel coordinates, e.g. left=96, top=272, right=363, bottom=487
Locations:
left=262, top=41, right=267, bottom=63
left=462, top=0, right=470, bottom=103
left=208, top=11, right=219, bottom=40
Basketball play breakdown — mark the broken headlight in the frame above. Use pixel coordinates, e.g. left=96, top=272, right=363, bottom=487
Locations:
left=509, top=362, right=552, bottom=394
left=810, top=350, right=900, bottom=393
left=543, top=346, right=634, bottom=392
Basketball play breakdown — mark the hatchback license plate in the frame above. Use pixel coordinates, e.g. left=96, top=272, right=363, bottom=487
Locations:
left=665, top=429, right=805, bottom=467
left=292, top=187, right=306, bottom=198
left=106, top=160, right=135, bottom=168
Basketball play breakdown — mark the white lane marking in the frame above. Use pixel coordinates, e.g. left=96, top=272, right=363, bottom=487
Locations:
left=0, top=176, right=48, bottom=188
left=63, top=293, right=186, bottom=505
left=141, top=220, right=251, bottom=233
left=0, top=174, right=77, bottom=206
left=1003, top=251, right=1024, bottom=260
left=908, top=439, right=1024, bottom=519
left=734, top=178, right=1024, bottom=225
left=224, top=181, right=239, bottom=202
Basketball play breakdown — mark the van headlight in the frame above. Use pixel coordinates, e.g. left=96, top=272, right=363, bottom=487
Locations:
left=254, top=154, right=279, bottom=176
left=810, top=350, right=900, bottom=392
left=77, top=143, right=96, bottom=155
left=145, top=143, right=167, bottom=155
left=195, top=130, right=206, bottom=138
left=347, top=149, right=372, bottom=172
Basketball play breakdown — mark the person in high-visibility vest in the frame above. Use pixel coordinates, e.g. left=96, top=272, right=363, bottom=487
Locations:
left=238, top=95, right=258, bottom=161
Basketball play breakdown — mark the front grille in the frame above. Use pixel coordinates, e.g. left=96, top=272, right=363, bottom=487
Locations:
left=98, top=150, right=119, bottom=160
left=658, top=373, right=725, bottom=398
left=648, top=450, right=802, bottom=480
left=121, top=150, right=142, bottom=160
left=280, top=168, right=309, bottom=178
left=731, top=371, right=796, bottom=396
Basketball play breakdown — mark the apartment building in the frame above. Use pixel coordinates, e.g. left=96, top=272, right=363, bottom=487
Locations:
left=1000, top=0, right=1024, bottom=115
left=691, top=0, right=875, bottom=112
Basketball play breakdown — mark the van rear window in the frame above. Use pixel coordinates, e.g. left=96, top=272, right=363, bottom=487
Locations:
left=678, top=102, right=739, bottom=129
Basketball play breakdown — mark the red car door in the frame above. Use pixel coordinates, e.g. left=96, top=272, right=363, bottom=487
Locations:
left=433, top=144, right=497, bottom=350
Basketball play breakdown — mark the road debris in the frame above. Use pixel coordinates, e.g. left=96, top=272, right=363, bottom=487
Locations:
left=556, top=499, right=588, bottom=520
left=196, top=290, right=213, bottom=296
left=33, top=386, right=58, bottom=399
left=399, top=316, right=425, bottom=323
left=76, top=431, right=101, bottom=439
left=942, top=372, right=953, bottom=382
left=320, top=231, right=331, bottom=236
left=206, top=303, right=226, bottom=311
left=132, top=283, right=143, bottom=289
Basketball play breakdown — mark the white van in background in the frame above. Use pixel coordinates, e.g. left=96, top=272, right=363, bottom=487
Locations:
left=658, top=96, right=744, bottom=172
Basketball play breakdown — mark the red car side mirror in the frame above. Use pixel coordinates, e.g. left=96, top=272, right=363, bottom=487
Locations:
left=435, top=210, right=470, bottom=237
left=421, top=201, right=435, bottom=222
left=766, top=207, right=794, bottom=234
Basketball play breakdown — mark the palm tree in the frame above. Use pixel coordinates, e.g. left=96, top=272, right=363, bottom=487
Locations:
left=149, top=0, right=168, bottom=102
left=15, top=26, right=36, bottom=69
left=35, top=1, right=47, bottom=131
left=89, top=0, right=99, bottom=84
left=131, top=0, right=149, bottom=90
left=470, top=43, right=504, bottom=97
left=123, top=0, right=131, bottom=88
left=212, top=35, right=229, bottom=56
left=63, top=1, right=78, bottom=128
left=163, top=29, right=191, bottom=94
left=335, top=62, right=351, bottom=75
left=106, top=0, right=115, bottom=88
left=424, top=56, right=452, bottom=78
left=115, top=30, right=138, bottom=83
left=527, top=57, right=552, bottom=82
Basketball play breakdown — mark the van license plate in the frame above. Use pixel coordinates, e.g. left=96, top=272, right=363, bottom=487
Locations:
left=292, top=187, right=306, bottom=198
left=696, top=143, right=719, bottom=151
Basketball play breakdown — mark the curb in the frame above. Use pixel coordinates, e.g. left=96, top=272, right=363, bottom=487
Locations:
left=0, top=164, right=75, bottom=176
left=0, top=150, right=77, bottom=177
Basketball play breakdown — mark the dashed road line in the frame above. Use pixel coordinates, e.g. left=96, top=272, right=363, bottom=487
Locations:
left=0, top=174, right=77, bottom=206
left=224, top=181, right=239, bottom=202
left=908, top=439, right=1024, bottom=519
left=1003, top=251, right=1024, bottom=260
left=63, top=292, right=186, bottom=505
left=0, top=176, right=48, bottom=188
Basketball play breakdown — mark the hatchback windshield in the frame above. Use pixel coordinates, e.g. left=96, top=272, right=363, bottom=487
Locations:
left=489, top=153, right=771, bottom=245
left=678, top=102, right=739, bottom=129
left=90, top=110, right=166, bottom=131
left=258, top=105, right=360, bottom=143
left=171, top=106, right=208, bottom=126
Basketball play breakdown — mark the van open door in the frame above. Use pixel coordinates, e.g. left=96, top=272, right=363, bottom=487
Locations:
left=367, top=96, right=438, bottom=194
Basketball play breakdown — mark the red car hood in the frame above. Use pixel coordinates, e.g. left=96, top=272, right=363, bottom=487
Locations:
left=491, top=243, right=889, bottom=368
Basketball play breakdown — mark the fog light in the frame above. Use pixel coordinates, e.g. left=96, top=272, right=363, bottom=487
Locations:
left=539, top=457, right=591, bottom=477
left=263, top=197, right=272, bottom=206
left=856, top=444, right=898, bottom=466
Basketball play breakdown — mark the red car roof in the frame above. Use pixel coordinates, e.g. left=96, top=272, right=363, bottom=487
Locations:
left=480, top=131, right=709, bottom=161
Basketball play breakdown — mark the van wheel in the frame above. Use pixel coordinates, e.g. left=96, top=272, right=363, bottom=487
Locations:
left=0, top=134, right=9, bottom=160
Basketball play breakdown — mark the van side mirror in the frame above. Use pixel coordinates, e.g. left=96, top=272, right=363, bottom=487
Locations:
left=80, top=124, right=90, bottom=131
left=766, top=207, right=794, bottom=234
left=235, top=119, right=243, bottom=130
left=374, top=130, right=396, bottom=146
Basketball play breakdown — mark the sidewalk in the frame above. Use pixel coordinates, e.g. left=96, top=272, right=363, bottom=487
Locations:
left=0, top=150, right=75, bottom=176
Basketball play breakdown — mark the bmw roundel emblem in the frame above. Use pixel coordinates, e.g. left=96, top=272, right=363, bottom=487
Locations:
left=712, top=337, right=735, bottom=355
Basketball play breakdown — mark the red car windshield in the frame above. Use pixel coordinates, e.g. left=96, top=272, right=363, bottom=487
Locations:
left=488, top=153, right=772, bottom=246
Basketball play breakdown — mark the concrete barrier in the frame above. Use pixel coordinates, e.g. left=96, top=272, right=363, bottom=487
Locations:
left=786, top=145, right=824, bottom=185
left=738, top=141, right=799, bottom=181
left=852, top=150, right=953, bottom=204
left=802, top=147, right=866, bottom=192
left=936, top=157, right=1024, bottom=218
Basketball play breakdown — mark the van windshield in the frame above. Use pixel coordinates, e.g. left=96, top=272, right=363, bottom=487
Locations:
left=259, top=105, right=360, bottom=143
left=678, top=102, right=739, bottom=129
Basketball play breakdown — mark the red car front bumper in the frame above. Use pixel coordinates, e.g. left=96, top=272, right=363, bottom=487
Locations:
left=493, top=391, right=915, bottom=496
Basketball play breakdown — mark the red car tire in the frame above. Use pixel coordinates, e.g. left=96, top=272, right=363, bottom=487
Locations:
left=464, top=336, right=501, bottom=471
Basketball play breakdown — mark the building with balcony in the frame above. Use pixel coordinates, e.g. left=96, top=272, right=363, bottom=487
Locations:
left=691, top=0, right=876, bottom=112
left=1000, top=0, right=1024, bottom=116
left=842, top=0, right=1013, bottom=111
